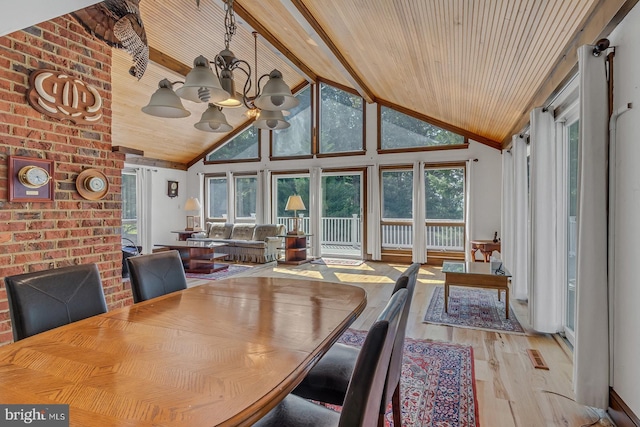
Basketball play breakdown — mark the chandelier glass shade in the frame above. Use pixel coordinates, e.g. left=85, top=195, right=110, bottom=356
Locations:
left=141, top=0, right=299, bottom=132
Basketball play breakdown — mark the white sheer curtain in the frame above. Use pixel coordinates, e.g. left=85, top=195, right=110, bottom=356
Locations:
left=574, top=44, right=609, bottom=409
left=310, top=167, right=322, bottom=258
left=367, top=164, right=381, bottom=260
left=412, top=161, right=427, bottom=263
left=257, top=169, right=271, bottom=224
left=501, top=148, right=514, bottom=269
left=502, top=135, right=529, bottom=301
left=226, top=171, right=235, bottom=223
left=135, top=167, right=153, bottom=254
left=529, top=107, right=562, bottom=333
left=464, top=159, right=474, bottom=262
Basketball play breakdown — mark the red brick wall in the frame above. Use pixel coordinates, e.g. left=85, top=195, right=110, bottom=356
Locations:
left=0, top=15, right=132, bottom=346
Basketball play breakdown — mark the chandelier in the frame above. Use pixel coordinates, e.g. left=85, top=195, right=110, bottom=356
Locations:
left=141, top=0, right=299, bottom=132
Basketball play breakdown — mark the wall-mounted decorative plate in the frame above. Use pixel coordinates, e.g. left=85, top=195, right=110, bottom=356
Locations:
left=8, top=155, right=55, bottom=202
left=76, top=168, right=109, bottom=200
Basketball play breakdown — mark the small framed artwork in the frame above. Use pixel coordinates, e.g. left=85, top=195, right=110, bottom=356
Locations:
left=186, top=215, right=195, bottom=231
left=167, top=181, right=178, bottom=198
left=8, top=156, right=55, bottom=202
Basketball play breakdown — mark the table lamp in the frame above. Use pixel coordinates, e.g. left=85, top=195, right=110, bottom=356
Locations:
left=285, top=195, right=306, bottom=235
left=184, top=197, right=201, bottom=231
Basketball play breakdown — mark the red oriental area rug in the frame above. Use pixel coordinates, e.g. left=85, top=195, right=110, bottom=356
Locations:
left=326, top=328, right=479, bottom=427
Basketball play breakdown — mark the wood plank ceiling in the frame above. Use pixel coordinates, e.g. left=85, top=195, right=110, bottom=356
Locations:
left=109, top=0, right=610, bottom=167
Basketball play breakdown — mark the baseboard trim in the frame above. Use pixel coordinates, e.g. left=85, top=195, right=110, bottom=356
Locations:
left=609, top=387, right=640, bottom=427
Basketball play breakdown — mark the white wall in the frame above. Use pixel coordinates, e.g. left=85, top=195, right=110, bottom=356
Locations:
left=1, top=1, right=100, bottom=37
left=608, top=3, right=640, bottom=416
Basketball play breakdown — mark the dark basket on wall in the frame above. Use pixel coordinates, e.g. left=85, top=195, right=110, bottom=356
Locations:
left=122, top=238, right=142, bottom=279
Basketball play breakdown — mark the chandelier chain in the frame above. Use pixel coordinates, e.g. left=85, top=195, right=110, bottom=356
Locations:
left=223, top=0, right=237, bottom=51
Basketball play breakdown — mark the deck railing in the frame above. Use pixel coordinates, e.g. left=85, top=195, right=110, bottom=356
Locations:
left=276, top=216, right=464, bottom=250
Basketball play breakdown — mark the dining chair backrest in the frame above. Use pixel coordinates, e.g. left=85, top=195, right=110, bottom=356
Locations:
left=126, top=250, right=188, bottom=303
left=338, top=287, right=408, bottom=427
left=4, top=263, right=108, bottom=341
left=381, top=262, right=420, bottom=408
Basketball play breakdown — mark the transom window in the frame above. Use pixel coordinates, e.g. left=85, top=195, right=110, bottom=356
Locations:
left=206, top=126, right=259, bottom=163
left=380, top=106, right=465, bottom=151
left=319, top=82, right=364, bottom=154
left=272, top=86, right=312, bottom=158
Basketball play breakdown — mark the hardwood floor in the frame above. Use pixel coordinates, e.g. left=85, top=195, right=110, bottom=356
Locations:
left=187, top=261, right=614, bottom=427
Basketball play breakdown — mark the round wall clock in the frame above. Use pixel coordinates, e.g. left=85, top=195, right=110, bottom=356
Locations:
left=76, top=168, right=109, bottom=200
left=18, top=165, right=51, bottom=188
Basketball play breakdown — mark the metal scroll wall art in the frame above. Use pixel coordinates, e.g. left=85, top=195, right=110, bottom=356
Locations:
left=26, top=69, right=103, bottom=125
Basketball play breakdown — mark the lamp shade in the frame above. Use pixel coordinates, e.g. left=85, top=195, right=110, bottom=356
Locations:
left=254, top=109, right=290, bottom=130
left=254, top=70, right=300, bottom=111
left=215, top=69, right=243, bottom=108
left=194, top=104, right=233, bottom=132
left=285, top=195, right=306, bottom=211
left=184, top=197, right=201, bottom=211
left=175, top=56, right=229, bottom=104
left=141, top=79, right=191, bottom=118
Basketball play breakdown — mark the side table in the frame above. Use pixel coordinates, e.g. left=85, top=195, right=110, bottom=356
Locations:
left=278, top=234, right=312, bottom=265
left=171, top=230, right=196, bottom=241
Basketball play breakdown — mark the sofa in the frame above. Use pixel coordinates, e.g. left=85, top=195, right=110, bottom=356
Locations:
left=191, top=222, right=285, bottom=263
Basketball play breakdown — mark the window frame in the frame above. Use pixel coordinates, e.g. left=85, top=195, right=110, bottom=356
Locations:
left=204, top=124, right=261, bottom=165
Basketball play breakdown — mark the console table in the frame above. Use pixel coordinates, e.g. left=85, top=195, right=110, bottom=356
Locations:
left=154, top=241, right=229, bottom=273
left=470, top=239, right=501, bottom=262
left=278, top=234, right=311, bottom=265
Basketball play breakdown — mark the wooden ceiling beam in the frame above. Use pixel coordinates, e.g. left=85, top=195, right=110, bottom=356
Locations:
left=232, top=1, right=317, bottom=83
left=148, top=46, right=191, bottom=76
left=279, top=0, right=376, bottom=104
left=501, top=0, right=639, bottom=148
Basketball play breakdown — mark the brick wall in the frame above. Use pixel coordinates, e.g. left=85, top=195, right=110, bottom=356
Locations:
left=0, top=15, right=132, bottom=346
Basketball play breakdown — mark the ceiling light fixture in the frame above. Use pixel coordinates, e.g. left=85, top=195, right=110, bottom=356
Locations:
left=141, top=0, right=298, bottom=132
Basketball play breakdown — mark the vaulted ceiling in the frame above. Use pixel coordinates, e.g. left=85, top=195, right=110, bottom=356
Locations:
left=108, top=0, right=635, bottom=168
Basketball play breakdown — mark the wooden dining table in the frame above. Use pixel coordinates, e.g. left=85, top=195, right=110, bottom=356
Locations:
left=0, top=277, right=367, bottom=426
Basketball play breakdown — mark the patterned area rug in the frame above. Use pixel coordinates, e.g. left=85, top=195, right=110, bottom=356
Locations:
left=310, top=257, right=363, bottom=266
left=324, top=329, right=478, bottom=427
left=185, top=264, right=253, bottom=281
left=424, top=286, right=525, bottom=334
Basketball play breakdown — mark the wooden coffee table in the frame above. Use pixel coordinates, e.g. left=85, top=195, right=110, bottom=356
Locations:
left=442, top=260, right=512, bottom=318
left=154, top=241, right=229, bottom=273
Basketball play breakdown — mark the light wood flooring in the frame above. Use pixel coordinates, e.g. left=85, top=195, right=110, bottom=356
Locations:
left=187, top=261, right=614, bottom=427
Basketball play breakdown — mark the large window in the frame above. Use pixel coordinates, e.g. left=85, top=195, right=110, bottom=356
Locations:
left=235, top=175, right=257, bottom=222
left=319, top=83, right=364, bottom=154
left=206, top=126, right=259, bottom=163
left=381, top=169, right=413, bottom=248
left=425, top=166, right=465, bottom=250
left=121, top=169, right=138, bottom=245
left=380, top=106, right=465, bottom=151
left=272, top=86, right=312, bottom=158
left=205, top=175, right=228, bottom=221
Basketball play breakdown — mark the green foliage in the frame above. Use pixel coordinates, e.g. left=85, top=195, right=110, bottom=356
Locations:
left=276, top=177, right=310, bottom=217
left=425, top=168, right=464, bottom=220
left=382, top=170, right=413, bottom=219
left=208, top=177, right=228, bottom=218
left=122, top=173, right=137, bottom=220
left=235, top=177, right=257, bottom=217
left=321, top=175, right=361, bottom=217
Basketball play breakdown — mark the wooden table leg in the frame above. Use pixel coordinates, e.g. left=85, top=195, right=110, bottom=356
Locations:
left=505, top=286, right=509, bottom=319
left=444, top=282, right=449, bottom=313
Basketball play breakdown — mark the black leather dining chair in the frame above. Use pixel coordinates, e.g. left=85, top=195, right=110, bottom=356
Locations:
left=253, top=288, right=408, bottom=427
left=292, top=262, right=421, bottom=426
left=4, top=263, right=108, bottom=341
left=126, top=250, right=188, bottom=303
